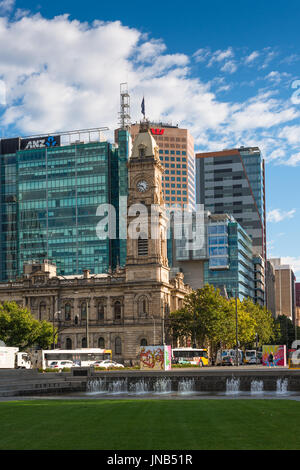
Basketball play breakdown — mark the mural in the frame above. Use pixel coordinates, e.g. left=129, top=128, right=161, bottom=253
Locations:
left=140, top=345, right=172, bottom=370
left=262, top=345, right=287, bottom=367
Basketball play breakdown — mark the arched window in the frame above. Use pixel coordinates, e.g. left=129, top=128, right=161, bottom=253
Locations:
left=98, top=302, right=105, bottom=321
left=65, top=303, right=71, bottom=321
left=115, top=336, right=122, bottom=355
left=98, top=337, right=105, bottom=348
left=140, top=338, right=147, bottom=346
left=66, top=338, right=72, bottom=350
left=138, top=296, right=148, bottom=316
left=114, top=301, right=121, bottom=320
left=39, top=302, right=46, bottom=321
left=74, top=315, right=79, bottom=325
left=81, top=302, right=87, bottom=320
left=82, top=337, right=87, bottom=348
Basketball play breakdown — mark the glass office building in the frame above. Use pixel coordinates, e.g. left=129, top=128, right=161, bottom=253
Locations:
left=196, top=147, right=266, bottom=262
left=204, top=217, right=255, bottom=301
left=171, top=212, right=255, bottom=301
left=0, top=129, right=129, bottom=281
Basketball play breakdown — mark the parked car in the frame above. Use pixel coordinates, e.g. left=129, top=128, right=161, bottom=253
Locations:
left=93, top=360, right=124, bottom=369
left=221, top=356, right=234, bottom=366
left=48, top=360, right=78, bottom=370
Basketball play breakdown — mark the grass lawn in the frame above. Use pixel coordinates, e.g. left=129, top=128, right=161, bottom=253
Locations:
left=0, top=399, right=299, bottom=450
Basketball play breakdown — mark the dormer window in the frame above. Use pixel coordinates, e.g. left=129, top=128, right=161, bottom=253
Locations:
left=139, top=147, right=146, bottom=157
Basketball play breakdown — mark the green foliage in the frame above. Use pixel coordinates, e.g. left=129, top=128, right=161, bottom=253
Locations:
left=274, top=315, right=300, bottom=348
left=169, top=285, right=276, bottom=350
left=0, top=301, right=54, bottom=350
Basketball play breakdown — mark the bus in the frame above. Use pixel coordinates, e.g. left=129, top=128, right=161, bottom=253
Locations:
left=172, top=348, right=209, bottom=366
left=216, top=349, right=243, bottom=366
left=39, top=348, right=112, bottom=370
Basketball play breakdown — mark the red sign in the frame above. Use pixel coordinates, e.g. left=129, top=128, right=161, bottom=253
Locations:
left=151, top=128, right=165, bottom=135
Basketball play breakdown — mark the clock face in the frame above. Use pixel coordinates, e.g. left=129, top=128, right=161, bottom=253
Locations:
left=136, top=180, right=149, bottom=193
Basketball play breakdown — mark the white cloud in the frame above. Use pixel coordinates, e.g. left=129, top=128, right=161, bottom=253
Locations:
left=0, top=0, right=14, bottom=13
left=245, top=51, right=260, bottom=64
left=283, top=153, right=300, bottom=166
left=278, top=125, right=300, bottom=145
left=267, top=209, right=296, bottom=223
left=220, top=60, right=237, bottom=74
left=0, top=14, right=298, bottom=168
left=281, top=256, right=300, bottom=275
left=207, top=47, right=234, bottom=67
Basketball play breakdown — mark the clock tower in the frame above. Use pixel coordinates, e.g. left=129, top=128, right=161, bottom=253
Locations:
left=125, top=121, right=169, bottom=283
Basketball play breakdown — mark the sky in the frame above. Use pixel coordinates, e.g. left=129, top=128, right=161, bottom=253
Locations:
left=0, top=0, right=299, bottom=276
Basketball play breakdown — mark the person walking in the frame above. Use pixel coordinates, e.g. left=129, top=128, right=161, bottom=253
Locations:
left=268, top=352, right=274, bottom=367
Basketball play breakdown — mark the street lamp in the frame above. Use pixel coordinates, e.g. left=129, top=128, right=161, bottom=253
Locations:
left=52, top=310, right=61, bottom=349
left=235, top=290, right=239, bottom=367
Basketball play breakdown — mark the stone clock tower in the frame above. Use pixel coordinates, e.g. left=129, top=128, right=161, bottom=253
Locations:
left=126, top=121, right=170, bottom=283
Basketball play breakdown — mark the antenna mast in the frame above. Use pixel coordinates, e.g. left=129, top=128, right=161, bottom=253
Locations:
left=119, top=82, right=131, bottom=130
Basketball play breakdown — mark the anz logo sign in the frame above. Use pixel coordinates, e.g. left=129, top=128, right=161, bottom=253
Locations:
left=23, top=135, right=59, bottom=150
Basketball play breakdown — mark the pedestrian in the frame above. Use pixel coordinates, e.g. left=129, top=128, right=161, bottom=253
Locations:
left=268, top=352, right=274, bottom=367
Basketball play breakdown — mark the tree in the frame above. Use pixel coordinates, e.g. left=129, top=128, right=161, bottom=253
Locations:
left=241, top=299, right=275, bottom=347
left=274, top=315, right=300, bottom=348
left=169, top=284, right=276, bottom=352
left=0, top=301, right=54, bottom=350
left=169, top=284, right=233, bottom=348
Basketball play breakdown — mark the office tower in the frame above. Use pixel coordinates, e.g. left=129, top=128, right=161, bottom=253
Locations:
left=196, top=147, right=266, bottom=261
left=270, top=258, right=296, bottom=322
left=171, top=212, right=255, bottom=301
left=295, top=282, right=300, bottom=327
left=0, top=128, right=129, bottom=280
left=265, top=260, right=276, bottom=316
left=129, top=122, right=195, bottom=209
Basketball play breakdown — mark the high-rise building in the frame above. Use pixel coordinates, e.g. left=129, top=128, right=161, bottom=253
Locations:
left=265, top=260, right=276, bottom=317
left=128, top=122, right=195, bottom=209
left=294, top=282, right=300, bottom=327
left=171, top=212, right=256, bottom=301
left=270, top=258, right=296, bottom=322
left=0, top=128, right=130, bottom=280
left=196, top=147, right=266, bottom=261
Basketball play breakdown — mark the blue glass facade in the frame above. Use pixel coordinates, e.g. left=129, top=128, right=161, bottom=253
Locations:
left=0, top=130, right=129, bottom=280
left=204, top=220, right=255, bottom=301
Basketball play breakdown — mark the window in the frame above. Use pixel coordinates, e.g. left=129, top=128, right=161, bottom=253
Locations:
left=138, top=297, right=148, bottom=316
left=82, top=337, right=87, bottom=348
left=114, top=301, right=122, bottom=320
left=81, top=302, right=87, bottom=320
left=98, top=302, right=104, bottom=321
left=66, top=338, right=72, bottom=350
left=39, top=302, right=46, bottom=321
left=138, top=236, right=148, bottom=256
left=65, top=303, right=71, bottom=321
left=98, top=337, right=105, bottom=348
left=115, top=337, right=122, bottom=355
left=140, top=338, right=147, bottom=346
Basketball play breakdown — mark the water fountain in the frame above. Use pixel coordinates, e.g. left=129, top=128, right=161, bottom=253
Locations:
left=108, top=379, right=128, bottom=394
left=86, top=378, right=106, bottom=394
left=153, top=377, right=172, bottom=394
left=128, top=380, right=149, bottom=394
left=276, top=378, right=288, bottom=394
left=226, top=378, right=240, bottom=395
left=178, top=379, right=195, bottom=394
left=250, top=380, right=264, bottom=394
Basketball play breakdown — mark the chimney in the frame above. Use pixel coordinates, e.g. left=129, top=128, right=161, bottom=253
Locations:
left=83, top=269, right=90, bottom=279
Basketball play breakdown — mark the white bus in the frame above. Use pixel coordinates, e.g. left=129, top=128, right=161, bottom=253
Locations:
left=172, top=348, right=209, bottom=366
left=40, top=348, right=112, bottom=370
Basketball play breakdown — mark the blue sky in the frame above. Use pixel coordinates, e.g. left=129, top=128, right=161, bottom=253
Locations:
left=0, top=0, right=299, bottom=275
